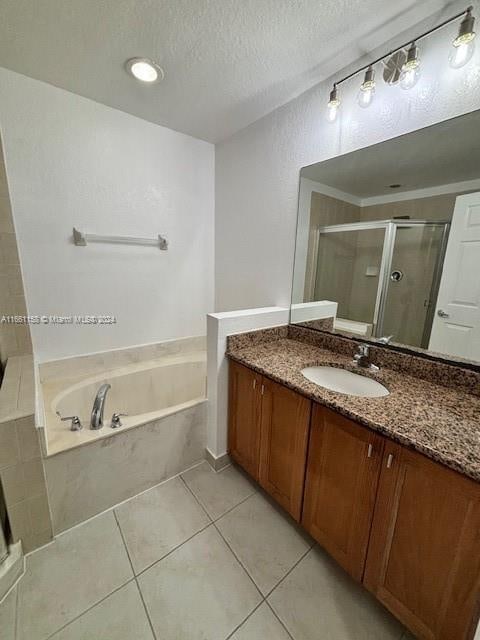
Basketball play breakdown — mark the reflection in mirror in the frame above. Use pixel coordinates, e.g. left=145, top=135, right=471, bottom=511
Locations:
left=291, top=110, right=480, bottom=364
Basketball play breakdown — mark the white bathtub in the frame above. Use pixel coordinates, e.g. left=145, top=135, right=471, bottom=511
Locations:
left=40, top=339, right=207, bottom=532
left=42, top=351, right=206, bottom=456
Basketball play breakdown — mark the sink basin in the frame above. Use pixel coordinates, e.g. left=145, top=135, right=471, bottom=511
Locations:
left=301, top=366, right=389, bottom=398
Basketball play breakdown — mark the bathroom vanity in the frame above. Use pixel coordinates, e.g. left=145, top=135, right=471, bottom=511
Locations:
left=227, top=326, right=480, bottom=640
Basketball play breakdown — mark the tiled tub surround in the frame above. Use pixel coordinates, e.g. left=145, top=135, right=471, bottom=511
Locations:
left=227, top=325, right=480, bottom=482
left=39, top=337, right=207, bottom=532
left=0, top=134, right=32, bottom=364
left=39, top=336, right=206, bottom=455
left=0, top=356, right=53, bottom=553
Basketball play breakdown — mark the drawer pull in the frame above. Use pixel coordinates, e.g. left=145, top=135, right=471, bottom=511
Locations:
left=253, top=379, right=256, bottom=390
left=367, top=444, right=373, bottom=458
left=261, top=384, right=265, bottom=395
left=386, top=453, right=394, bottom=469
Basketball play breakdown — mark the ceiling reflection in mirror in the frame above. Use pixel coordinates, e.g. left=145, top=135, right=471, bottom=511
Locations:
left=291, top=110, right=480, bottom=365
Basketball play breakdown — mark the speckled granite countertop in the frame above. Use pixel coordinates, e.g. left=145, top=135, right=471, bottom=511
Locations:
left=227, top=329, right=480, bottom=483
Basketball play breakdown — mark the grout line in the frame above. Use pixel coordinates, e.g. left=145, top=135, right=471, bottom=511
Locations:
left=223, top=600, right=265, bottom=640
left=134, top=521, right=213, bottom=579
left=112, top=510, right=157, bottom=640
left=263, top=545, right=313, bottom=600
left=212, top=519, right=264, bottom=600
left=25, top=458, right=207, bottom=557
left=43, top=579, right=136, bottom=640
left=178, top=474, right=214, bottom=523
left=265, top=600, right=296, bottom=640
left=211, top=490, right=257, bottom=523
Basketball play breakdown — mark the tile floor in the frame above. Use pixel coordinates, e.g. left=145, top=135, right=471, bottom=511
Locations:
left=0, top=461, right=414, bottom=640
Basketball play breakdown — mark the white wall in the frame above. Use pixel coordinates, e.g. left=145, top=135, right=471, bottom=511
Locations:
left=0, top=68, right=214, bottom=362
left=215, top=0, right=480, bottom=312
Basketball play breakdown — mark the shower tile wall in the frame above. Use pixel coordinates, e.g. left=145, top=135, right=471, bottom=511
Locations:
left=0, top=133, right=32, bottom=365
left=0, top=412, right=53, bottom=552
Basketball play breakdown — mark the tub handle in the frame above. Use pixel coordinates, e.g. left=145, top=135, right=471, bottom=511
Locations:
left=111, top=412, right=128, bottom=428
left=57, top=412, right=83, bottom=431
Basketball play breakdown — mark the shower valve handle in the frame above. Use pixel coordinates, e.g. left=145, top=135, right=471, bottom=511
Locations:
left=111, top=413, right=127, bottom=428
left=57, top=413, right=82, bottom=431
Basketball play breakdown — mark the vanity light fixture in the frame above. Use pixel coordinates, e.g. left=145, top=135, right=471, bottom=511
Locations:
left=357, top=66, right=376, bottom=107
left=327, top=84, right=341, bottom=122
left=450, top=7, right=476, bottom=68
left=125, top=57, right=164, bottom=83
left=400, top=43, right=421, bottom=90
left=326, top=6, right=475, bottom=122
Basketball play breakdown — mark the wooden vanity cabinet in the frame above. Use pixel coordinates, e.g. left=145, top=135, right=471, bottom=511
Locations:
left=259, top=377, right=311, bottom=520
left=364, top=440, right=480, bottom=640
left=302, top=405, right=385, bottom=581
left=228, top=359, right=480, bottom=640
left=228, top=361, right=310, bottom=519
left=228, top=361, right=262, bottom=479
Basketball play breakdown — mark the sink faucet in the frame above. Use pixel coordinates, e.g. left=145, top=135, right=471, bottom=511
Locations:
left=353, top=344, right=379, bottom=370
left=90, top=383, right=111, bottom=430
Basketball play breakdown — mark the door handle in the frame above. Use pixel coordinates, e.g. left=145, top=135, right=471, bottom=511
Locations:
left=437, top=309, right=449, bottom=318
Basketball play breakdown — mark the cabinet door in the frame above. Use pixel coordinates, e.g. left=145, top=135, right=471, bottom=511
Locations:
left=364, top=441, right=480, bottom=640
left=302, top=405, right=384, bottom=581
left=259, top=377, right=311, bottom=520
left=228, top=361, right=262, bottom=480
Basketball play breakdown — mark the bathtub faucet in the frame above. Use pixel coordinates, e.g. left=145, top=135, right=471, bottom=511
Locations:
left=90, top=383, right=111, bottom=430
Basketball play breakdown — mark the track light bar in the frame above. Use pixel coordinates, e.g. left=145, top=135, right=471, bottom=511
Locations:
left=327, top=6, right=476, bottom=120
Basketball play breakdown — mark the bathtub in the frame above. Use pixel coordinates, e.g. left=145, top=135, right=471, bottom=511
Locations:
left=39, top=338, right=207, bottom=532
left=44, top=353, right=206, bottom=455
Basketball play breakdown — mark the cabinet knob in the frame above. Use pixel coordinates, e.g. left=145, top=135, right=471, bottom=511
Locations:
left=253, top=379, right=256, bottom=390
left=386, top=453, right=394, bottom=469
left=367, top=444, right=373, bottom=458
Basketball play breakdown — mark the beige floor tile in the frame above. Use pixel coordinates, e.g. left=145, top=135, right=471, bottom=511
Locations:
left=268, top=546, right=406, bottom=640
left=181, top=462, right=256, bottom=520
left=230, top=602, right=291, bottom=640
left=50, top=581, right=154, bottom=640
left=217, top=492, right=311, bottom=594
left=0, top=586, right=17, bottom=640
left=16, top=512, right=133, bottom=640
left=115, top=476, right=210, bottom=573
left=138, top=525, right=261, bottom=640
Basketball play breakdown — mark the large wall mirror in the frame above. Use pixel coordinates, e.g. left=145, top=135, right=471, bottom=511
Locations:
left=291, top=110, right=480, bottom=365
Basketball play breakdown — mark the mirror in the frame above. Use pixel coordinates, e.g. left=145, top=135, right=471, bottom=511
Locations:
left=291, top=110, right=480, bottom=365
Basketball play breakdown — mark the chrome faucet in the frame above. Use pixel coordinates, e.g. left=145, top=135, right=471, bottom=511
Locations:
left=353, top=344, right=379, bottom=370
left=90, top=383, right=111, bottom=430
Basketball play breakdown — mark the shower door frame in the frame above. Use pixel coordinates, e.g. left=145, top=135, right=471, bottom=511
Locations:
left=314, top=219, right=450, bottom=340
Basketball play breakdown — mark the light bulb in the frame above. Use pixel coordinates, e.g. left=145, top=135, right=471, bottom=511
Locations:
left=125, top=58, right=164, bottom=83
left=450, top=10, right=476, bottom=68
left=400, top=43, right=421, bottom=90
left=327, top=85, right=340, bottom=122
left=450, top=39, right=475, bottom=67
left=357, top=66, right=375, bottom=108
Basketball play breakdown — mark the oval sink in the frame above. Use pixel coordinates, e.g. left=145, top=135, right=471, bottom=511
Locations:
left=301, top=366, right=389, bottom=398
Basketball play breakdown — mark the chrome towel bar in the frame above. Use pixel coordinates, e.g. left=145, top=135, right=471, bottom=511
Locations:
left=72, top=228, right=168, bottom=250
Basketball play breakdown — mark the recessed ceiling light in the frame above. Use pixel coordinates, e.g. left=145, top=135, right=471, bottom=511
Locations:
left=125, top=58, right=164, bottom=83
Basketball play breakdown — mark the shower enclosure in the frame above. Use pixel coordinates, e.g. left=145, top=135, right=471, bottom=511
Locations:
left=312, top=219, right=450, bottom=348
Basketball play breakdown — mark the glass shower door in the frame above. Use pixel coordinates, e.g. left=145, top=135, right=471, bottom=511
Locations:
left=380, top=224, right=448, bottom=348
left=314, top=226, right=386, bottom=330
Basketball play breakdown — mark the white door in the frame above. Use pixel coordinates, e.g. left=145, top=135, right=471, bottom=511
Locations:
left=429, top=192, right=480, bottom=360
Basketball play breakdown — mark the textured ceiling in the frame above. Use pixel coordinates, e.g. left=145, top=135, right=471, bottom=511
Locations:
left=301, top=110, right=480, bottom=198
left=0, top=0, right=452, bottom=142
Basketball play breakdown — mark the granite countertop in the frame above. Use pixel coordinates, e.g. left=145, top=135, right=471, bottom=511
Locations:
left=227, top=335, right=480, bottom=482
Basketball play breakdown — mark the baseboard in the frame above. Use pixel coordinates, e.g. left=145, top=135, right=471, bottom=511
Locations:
left=205, top=448, right=231, bottom=471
